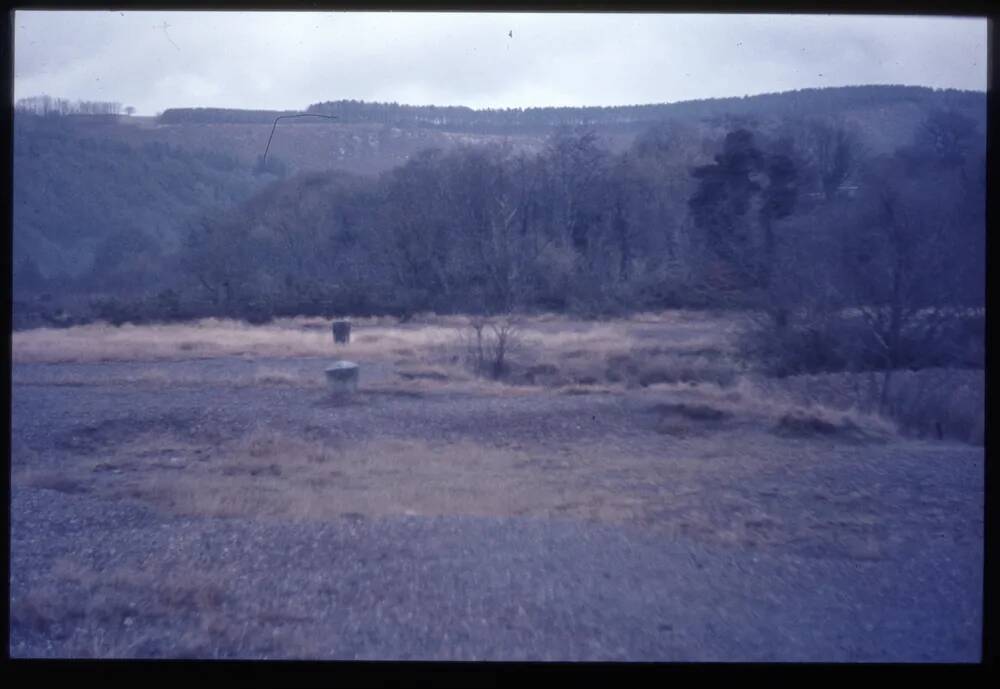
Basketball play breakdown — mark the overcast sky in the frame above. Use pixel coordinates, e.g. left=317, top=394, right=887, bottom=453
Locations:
left=13, top=11, right=988, bottom=116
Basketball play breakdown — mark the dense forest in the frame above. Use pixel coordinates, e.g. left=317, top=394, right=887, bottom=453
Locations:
left=174, top=109, right=984, bottom=363
left=13, top=86, right=985, bottom=376
left=12, top=113, right=265, bottom=288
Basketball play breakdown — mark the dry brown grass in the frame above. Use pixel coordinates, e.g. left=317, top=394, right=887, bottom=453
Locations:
left=626, top=377, right=897, bottom=442
left=16, top=470, right=91, bottom=495
left=12, top=311, right=740, bottom=366
left=394, top=363, right=472, bottom=383
left=17, top=313, right=976, bottom=445
left=12, top=356, right=947, bottom=585
left=109, top=432, right=588, bottom=521
left=11, top=311, right=746, bottom=405
left=11, top=556, right=259, bottom=659
left=12, top=365, right=326, bottom=389
left=479, top=314, right=741, bottom=389
left=11, top=311, right=979, bottom=658
left=11, top=317, right=459, bottom=364
left=250, top=366, right=325, bottom=388
left=751, top=369, right=984, bottom=446
left=14, top=370, right=897, bottom=542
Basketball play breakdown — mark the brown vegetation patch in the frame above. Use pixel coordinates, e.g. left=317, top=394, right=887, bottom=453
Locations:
left=15, top=417, right=786, bottom=530
left=753, top=368, right=980, bottom=445
left=650, top=402, right=730, bottom=437
left=55, top=414, right=201, bottom=454
left=20, top=471, right=90, bottom=495
left=772, top=413, right=872, bottom=442
left=397, top=369, right=450, bottom=382
left=312, top=393, right=370, bottom=409
left=14, top=389, right=973, bottom=569
left=558, top=385, right=616, bottom=396
left=16, top=366, right=323, bottom=390
left=604, top=353, right=640, bottom=382
left=774, top=413, right=842, bottom=436
left=252, top=367, right=323, bottom=388
left=364, top=388, right=427, bottom=399
left=651, top=403, right=730, bottom=422
left=883, top=369, right=984, bottom=446
left=600, top=350, right=736, bottom=389
left=505, top=362, right=566, bottom=387
left=11, top=557, right=243, bottom=658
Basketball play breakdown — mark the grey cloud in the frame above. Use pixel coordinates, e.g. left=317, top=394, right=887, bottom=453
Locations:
left=14, top=11, right=987, bottom=115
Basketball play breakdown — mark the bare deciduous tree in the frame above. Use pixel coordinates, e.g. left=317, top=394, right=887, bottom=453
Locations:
left=459, top=315, right=522, bottom=379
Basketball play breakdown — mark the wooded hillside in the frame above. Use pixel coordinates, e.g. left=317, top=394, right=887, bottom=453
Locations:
left=13, top=85, right=985, bottom=355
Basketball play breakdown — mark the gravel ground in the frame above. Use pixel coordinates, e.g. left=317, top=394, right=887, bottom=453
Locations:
left=10, top=485, right=982, bottom=662
left=9, top=357, right=985, bottom=661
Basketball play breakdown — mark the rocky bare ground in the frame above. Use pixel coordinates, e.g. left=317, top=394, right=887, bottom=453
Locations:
left=9, top=356, right=985, bottom=661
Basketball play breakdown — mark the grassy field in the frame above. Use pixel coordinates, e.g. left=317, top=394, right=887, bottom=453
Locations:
left=10, top=310, right=985, bottom=659
left=14, top=309, right=982, bottom=535
left=12, top=310, right=893, bottom=525
left=12, top=310, right=982, bottom=445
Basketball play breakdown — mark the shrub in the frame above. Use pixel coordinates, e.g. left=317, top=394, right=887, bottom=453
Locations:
left=89, top=296, right=145, bottom=326
left=154, top=289, right=182, bottom=320
left=740, top=309, right=984, bottom=377
left=459, top=316, right=523, bottom=379
left=881, top=369, right=984, bottom=445
left=752, top=369, right=984, bottom=446
left=238, top=298, right=275, bottom=325
left=739, top=313, right=850, bottom=377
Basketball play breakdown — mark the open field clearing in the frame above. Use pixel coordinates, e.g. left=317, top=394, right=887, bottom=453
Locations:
left=11, top=310, right=737, bottom=365
left=10, top=313, right=984, bottom=661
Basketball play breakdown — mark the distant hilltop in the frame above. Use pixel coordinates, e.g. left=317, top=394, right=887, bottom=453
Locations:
left=157, top=84, right=985, bottom=133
